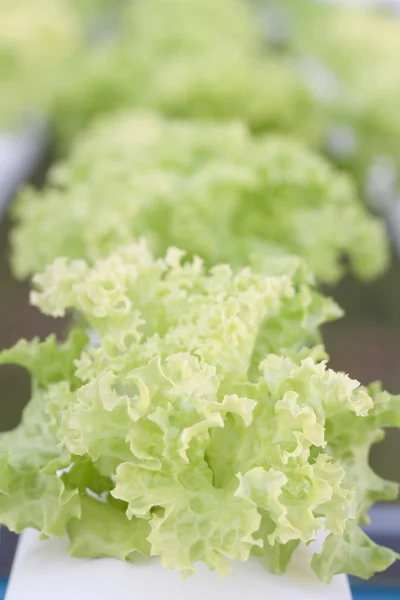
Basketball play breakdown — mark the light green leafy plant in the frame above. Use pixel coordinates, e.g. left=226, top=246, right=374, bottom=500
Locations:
left=0, top=0, right=85, bottom=128
left=312, top=7, right=400, bottom=201
left=47, top=0, right=320, bottom=148
left=12, top=112, right=389, bottom=284
left=0, top=242, right=398, bottom=581
left=264, top=1, right=400, bottom=199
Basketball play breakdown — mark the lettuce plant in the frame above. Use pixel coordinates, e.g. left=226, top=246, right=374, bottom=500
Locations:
left=312, top=7, right=400, bottom=205
left=48, top=0, right=320, bottom=148
left=116, top=0, right=316, bottom=135
left=265, top=1, right=400, bottom=201
left=0, top=0, right=319, bottom=148
left=12, top=112, right=388, bottom=284
left=0, top=242, right=398, bottom=581
left=0, top=0, right=86, bottom=128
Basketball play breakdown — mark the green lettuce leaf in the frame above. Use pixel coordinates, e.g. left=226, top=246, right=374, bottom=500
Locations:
left=0, top=382, right=80, bottom=536
left=251, top=511, right=300, bottom=574
left=0, top=330, right=87, bottom=388
left=67, top=495, right=151, bottom=560
left=312, top=520, right=399, bottom=583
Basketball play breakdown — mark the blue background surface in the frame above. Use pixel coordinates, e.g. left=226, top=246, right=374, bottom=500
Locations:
left=353, top=592, right=400, bottom=599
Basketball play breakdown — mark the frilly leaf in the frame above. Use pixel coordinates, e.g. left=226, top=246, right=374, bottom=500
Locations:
left=68, top=495, right=151, bottom=560
left=311, top=519, right=399, bottom=583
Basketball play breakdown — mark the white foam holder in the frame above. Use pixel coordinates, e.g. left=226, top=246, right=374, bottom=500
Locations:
left=5, top=529, right=352, bottom=600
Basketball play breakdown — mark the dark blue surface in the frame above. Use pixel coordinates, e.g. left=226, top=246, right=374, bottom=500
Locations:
left=352, top=591, right=400, bottom=599
left=0, top=577, right=7, bottom=598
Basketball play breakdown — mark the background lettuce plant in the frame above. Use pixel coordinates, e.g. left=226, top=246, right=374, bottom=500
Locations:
left=0, top=0, right=87, bottom=129
left=0, top=0, right=318, bottom=146
left=45, top=0, right=320, bottom=148
left=11, top=112, right=389, bottom=284
left=0, top=242, right=398, bottom=581
left=259, top=0, right=400, bottom=204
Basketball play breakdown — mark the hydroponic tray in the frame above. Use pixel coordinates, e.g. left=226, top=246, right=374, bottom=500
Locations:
left=5, top=529, right=351, bottom=600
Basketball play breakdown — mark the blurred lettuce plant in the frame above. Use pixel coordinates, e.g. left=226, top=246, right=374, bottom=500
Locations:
left=47, top=0, right=320, bottom=148
left=12, top=112, right=389, bottom=283
left=0, top=0, right=86, bottom=129
left=0, top=242, right=398, bottom=581
left=259, top=1, right=400, bottom=204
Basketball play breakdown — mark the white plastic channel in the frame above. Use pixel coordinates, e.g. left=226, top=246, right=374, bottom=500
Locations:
left=5, top=529, right=351, bottom=600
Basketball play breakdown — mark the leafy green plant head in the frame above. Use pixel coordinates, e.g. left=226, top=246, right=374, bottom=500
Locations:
left=47, top=0, right=320, bottom=148
left=0, top=242, right=398, bottom=581
left=0, top=0, right=319, bottom=145
left=311, top=7, right=400, bottom=199
left=0, top=0, right=85, bottom=128
left=268, top=1, right=400, bottom=197
left=12, top=112, right=389, bottom=284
